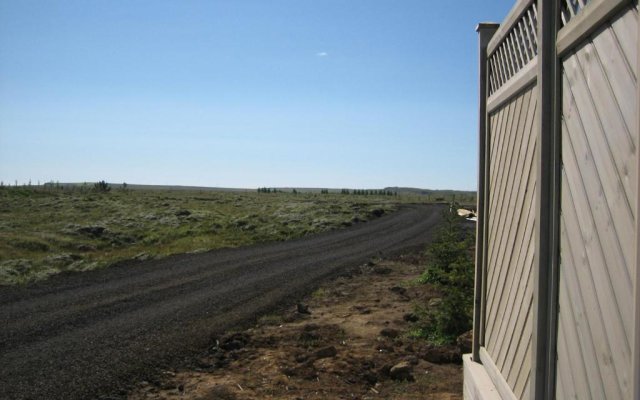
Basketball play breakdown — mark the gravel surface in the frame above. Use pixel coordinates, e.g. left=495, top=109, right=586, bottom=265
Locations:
left=0, top=204, right=443, bottom=399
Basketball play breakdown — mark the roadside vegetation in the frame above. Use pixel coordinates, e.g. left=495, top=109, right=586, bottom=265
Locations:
left=412, top=206, right=475, bottom=344
left=0, top=183, right=455, bottom=286
left=128, top=252, right=465, bottom=400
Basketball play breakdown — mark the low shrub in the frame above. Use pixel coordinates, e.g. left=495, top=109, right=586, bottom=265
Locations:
left=94, top=180, right=111, bottom=193
left=416, top=206, right=474, bottom=344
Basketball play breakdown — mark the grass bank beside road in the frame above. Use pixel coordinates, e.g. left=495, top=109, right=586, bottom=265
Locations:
left=0, top=187, right=409, bottom=285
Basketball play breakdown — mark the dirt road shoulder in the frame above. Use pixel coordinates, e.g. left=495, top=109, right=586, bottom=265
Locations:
left=128, top=251, right=464, bottom=400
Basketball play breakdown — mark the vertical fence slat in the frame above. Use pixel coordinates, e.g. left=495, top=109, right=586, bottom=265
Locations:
left=633, top=2, right=640, bottom=398
left=510, top=33, right=523, bottom=70
left=474, top=22, right=500, bottom=362
left=515, top=27, right=527, bottom=66
left=518, top=22, right=531, bottom=63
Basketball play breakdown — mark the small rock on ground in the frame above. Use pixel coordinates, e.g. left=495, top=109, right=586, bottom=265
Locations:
left=389, top=361, right=414, bottom=381
left=380, top=328, right=400, bottom=339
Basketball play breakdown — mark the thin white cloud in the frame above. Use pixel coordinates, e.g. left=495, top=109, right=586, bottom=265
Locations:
left=316, top=52, right=328, bottom=57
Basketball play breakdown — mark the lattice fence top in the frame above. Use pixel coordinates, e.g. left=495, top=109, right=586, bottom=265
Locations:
left=487, top=1, right=538, bottom=96
left=560, top=0, right=591, bottom=26
left=487, top=0, right=593, bottom=96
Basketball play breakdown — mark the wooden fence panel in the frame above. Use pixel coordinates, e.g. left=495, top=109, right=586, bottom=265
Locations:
left=472, top=1, right=639, bottom=399
left=484, top=83, right=538, bottom=400
left=556, top=3, right=638, bottom=399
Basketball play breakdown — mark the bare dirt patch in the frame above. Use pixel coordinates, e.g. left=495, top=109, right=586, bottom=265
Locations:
left=128, top=253, right=463, bottom=400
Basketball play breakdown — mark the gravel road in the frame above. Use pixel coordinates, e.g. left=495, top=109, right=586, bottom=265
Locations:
left=0, top=204, right=443, bottom=399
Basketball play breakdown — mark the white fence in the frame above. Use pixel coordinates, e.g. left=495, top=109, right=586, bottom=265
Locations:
left=469, top=1, right=639, bottom=399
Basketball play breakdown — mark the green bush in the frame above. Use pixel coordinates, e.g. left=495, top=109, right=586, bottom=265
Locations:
left=94, top=180, right=111, bottom=193
left=418, top=206, right=474, bottom=343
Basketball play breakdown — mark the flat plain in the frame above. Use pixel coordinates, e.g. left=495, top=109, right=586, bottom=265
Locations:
left=0, top=203, right=443, bottom=400
left=0, top=187, right=420, bottom=285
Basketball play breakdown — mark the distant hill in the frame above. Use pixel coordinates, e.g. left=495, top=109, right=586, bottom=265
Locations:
left=52, top=182, right=254, bottom=192
left=44, top=182, right=475, bottom=199
left=112, top=184, right=254, bottom=192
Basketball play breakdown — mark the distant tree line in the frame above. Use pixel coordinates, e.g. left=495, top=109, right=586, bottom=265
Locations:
left=256, top=187, right=399, bottom=196
left=255, top=187, right=399, bottom=196
left=349, top=189, right=396, bottom=196
left=338, top=189, right=398, bottom=196
left=257, top=187, right=282, bottom=194
left=0, top=180, right=127, bottom=194
left=94, top=180, right=111, bottom=192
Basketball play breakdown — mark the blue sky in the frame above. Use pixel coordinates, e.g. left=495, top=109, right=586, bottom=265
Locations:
left=0, top=0, right=513, bottom=190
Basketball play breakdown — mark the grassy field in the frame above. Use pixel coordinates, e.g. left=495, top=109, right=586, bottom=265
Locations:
left=0, top=185, right=445, bottom=285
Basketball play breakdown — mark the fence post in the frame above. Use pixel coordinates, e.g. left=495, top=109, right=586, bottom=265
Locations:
left=633, top=12, right=640, bottom=400
left=531, top=0, right=561, bottom=399
left=473, top=22, right=499, bottom=362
